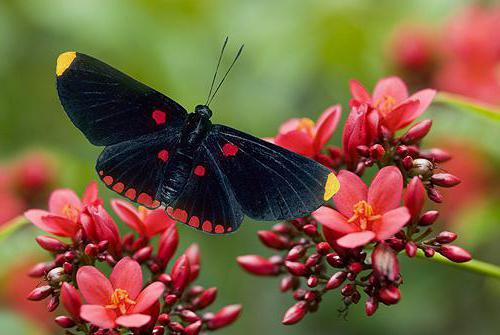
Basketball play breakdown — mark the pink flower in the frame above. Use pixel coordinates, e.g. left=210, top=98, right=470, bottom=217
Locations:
left=313, top=167, right=410, bottom=248
left=350, top=77, right=436, bottom=132
left=270, top=105, right=341, bottom=157
left=111, top=199, right=175, bottom=237
left=81, top=205, right=122, bottom=256
left=77, top=257, right=165, bottom=329
left=24, top=182, right=99, bottom=238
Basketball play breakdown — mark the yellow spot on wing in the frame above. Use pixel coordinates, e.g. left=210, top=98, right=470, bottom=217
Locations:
left=323, top=172, right=340, bottom=201
left=56, top=51, right=76, bottom=76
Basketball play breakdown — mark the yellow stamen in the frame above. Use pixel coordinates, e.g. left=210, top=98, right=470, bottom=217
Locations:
left=323, top=173, right=340, bottom=201
left=138, top=206, right=148, bottom=221
left=375, top=95, right=397, bottom=116
left=105, top=288, right=136, bottom=315
left=348, top=200, right=381, bottom=230
left=297, top=118, right=315, bottom=138
left=62, top=204, right=80, bottom=223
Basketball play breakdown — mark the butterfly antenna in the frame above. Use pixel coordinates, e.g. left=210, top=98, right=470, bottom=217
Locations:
left=205, top=37, right=229, bottom=105
left=207, top=44, right=244, bottom=106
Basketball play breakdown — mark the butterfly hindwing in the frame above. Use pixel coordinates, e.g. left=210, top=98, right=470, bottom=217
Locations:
left=96, top=128, right=181, bottom=208
left=202, top=125, right=336, bottom=221
left=56, top=52, right=187, bottom=146
left=165, top=143, right=244, bottom=234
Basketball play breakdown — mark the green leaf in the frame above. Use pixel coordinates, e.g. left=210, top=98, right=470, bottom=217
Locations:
left=0, top=216, right=29, bottom=242
left=435, top=92, right=500, bottom=120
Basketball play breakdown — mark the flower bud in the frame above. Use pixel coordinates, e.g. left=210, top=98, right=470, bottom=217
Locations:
left=84, top=243, right=98, bottom=257
left=257, top=230, right=289, bottom=249
left=396, top=145, right=408, bottom=156
left=427, top=188, right=443, bottom=203
left=378, top=285, right=401, bottom=305
left=207, top=304, right=242, bottom=329
left=405, top=241, right=417, bottom=257
left=369, top=144, right=385, bottom=160
left=54, top=316, right=76, bottom=328
left=418, top=210, right=439, bottom=226
left=402, top=156, right=413, bottom=170
left=431, top=173, right=461, bottom=187
left=27, top=285, right=52, bottom=301
left=168, top=322, right=184, bottom=332
left=285, top=261, right=309, bottom=277
left=157, top=313, right=170, bottom=325
left=133, top=245, right=153, bottom=263
left=152, top=326, right=165, bottom=335
left=280, top=276, right=294, bottom=292
left=35, top=236, right=67, bottom=252
left=316, top=242, right=330, bottom=255
left=63, top=262, right=73, bottom=274
left=171, top=254, right=191, bottom=294
left=286, top=245, right=306, bottom=261
left=404, top=176, right=426, bottom=219
left=326, top=271, right=347, bottom=290
left=438, top=245, right=471, bottom=263
left=302, top=224, right=317, bottom=236
left=164, top=294, right=178, bottom=305
left=341, top=284, right=355, bottom=296
left=236, top=255, right=280, bottom=276
left=356, top=145, right=370, bottom=157
left=185, top=243, right=201, bottom=282
left=305, top=254, right=321, bottom=268
left=307, top=276, right=318, bottom=288
left=46, top=267, right=66, bottom=286
left=157, top=225, right=179, bottom=269
left=423, top=247, right=435, bottom=257
left=180, top=310, right=200, bottom=323
left=282, top=301, right=307, bottom=325
left=47, top=296, right=59, bottom=312
left=365, top=297, right=378, bottom=316
left=326, top=253, right=344, bottom=268
left=372, top=243, right=399, bottom=282
left=420, top=148, right=451, bottom=163
left=185, top=321, right=202, bottom=335
left=29, top=262, right=54, bottom=277
left=401, top=119, right=432, bottom=144
left=435, top=231, right=457, bottom=244
left=409, top=158, right=434, bottom=179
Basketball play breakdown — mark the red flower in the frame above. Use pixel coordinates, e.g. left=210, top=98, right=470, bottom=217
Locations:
left=111, top=199, right=175, bottom=237
left=349, top=77, right=435, bottom=132
left=313, top=167, right=410, bottom=248
left=269, top=105, right=341, bottom=157
left=81, top=205, right=122, bottom=256
left=24, top=182, right=99, bottom=238
left=77, top=257, right=165, bottom=329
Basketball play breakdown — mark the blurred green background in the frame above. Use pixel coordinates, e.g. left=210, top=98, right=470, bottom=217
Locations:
left=1, top=0, right=499, bottom=334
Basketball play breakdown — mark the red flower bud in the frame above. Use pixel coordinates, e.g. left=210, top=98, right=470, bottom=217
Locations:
left=164, top=294, right=178, bottom=305
left=280, top=276, right=295, bottom=292
left=305, top=254, right=321, bottom=268
left=427, top=188, right=443, bottom=203
left=369, top=144, right=385, bottom=160
left=282, top=301, right=307, bottom=325
left=420, top=148, right=451, bottom=163
left=435, top=231, right=457, bottom=244
left=372, top=243, right=399, bottom=282
left=207, top=304, right=242, bottom=330
left=185, top=243, right=201, bottom=282
left=326, top=271, right=347, bottom=290
left=378, top=285, right=401, bottom=305
left=284, top=261, right=309, bottom=277
left=27, top=285, right=52, bottom=301
left=316, top=242, right=330, bottom=255
left=423, top=247, right=435, bottom=257
left=29, top=262, right=54, bottom=277
left=302, top=224, right=317, bottom=236
left=396, top=145, right=408, bottom=156
left=402, top=156, right=414, bottom=170
left=286, top=245, right=306, bottom=261
left=257, top=230, right=289, bottom=249
left=365, top=297, right=378, bottom=316
left=326, top=253, right=344, bottom=268
left=356, top=145, right=370, bottom=157
left=158, top=313, right=170, bottom=325
left=431, top=173, right=461, bottom=187
left=168, top=322, right=185, bottom=332
left=157, top=224, right=179, bottom=269
left=133, top=245, right=153, bottom=263
left=341, top=284, right=355, bottom=296
left=152, top=326, right=165, bottom=335
left=236, top=255, right=280, bottom=276
left=405, top=241, right=417, bottom=257
left=438, top=245, right=471, bottom=263
left=405, top=176, right=426, bottom=219
left=54, top=316, right=76, bottom=328
left=84, top=243, right=98, bottom=257
left=185, top=320, right=202, bottom=335
left=61, top=283, right=82, bottom=320
left=192, top=287, right=217, bottom=310
left=47, top=296, right=60, bottom=312
left=35, top=236, right=67, bottom=252
left=307, top=276, right=318, bottom=288
left=63, top=262, right=73, bottom=274
left=157, top=273, right=172, bottom=285
left=418, top=210, right=439, bottom=226
left=171, top=254, right=191, bottom=294
left=180, top=310, right=200, bottom=323
left=401, top=119, right=432, bottom=144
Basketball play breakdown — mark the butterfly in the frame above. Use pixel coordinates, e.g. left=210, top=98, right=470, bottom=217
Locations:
left=55, top=48, right=339, bottom=234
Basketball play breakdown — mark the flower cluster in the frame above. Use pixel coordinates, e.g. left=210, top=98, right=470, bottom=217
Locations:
left=25, top=183, right=241, bottom=334
left=237, top=76, right=471, bottom=324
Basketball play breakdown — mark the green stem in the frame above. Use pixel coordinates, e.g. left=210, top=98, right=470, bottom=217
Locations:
left=415, top=249, right=500, bottom=279
left=0, top=216, right=29, bottom=241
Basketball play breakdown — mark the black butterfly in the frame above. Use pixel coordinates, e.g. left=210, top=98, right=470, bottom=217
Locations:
left=55, top=48, right=339, bottom=234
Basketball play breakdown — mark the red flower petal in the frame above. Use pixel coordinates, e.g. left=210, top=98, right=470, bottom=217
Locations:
left=61, top=283, right=82, bottom=320
left=115, top=314, right=151, bottom=328
left=131, top=282, right=165, bottom=314
left=336, top=231, right=376, bottom=248
left=274, top=130, right=315, bottom=157
left=312, top=206, right=357, bottom=236
left=278, top=118, right=301, bottom=134
left=333, top=170, right=368, bottom=217
left=80, top=304, right=116, bottom=329
left=82, top=181, right=99, bottom=205
left=405, top=88, right=436, bottom=122
left=76, top=266, right=113, bottom=305
left=144, top=209, right=176, bottom=237
left=110, top=257, right=142, bottom=299
left=48, top=189, right=82, bottom=215
left=111, top=199, right=146, bottom=235
left=382, top=100, right=420, bottom=131
left=374, top=207, right=410, bottom=241
left=25, top=210, right=79, bottom=237
left=313, top=105, right=341, bottom=152
left=372, top=76, right=409, bottom=104
left=404, top=176, right=426, bottom=218
left=349, top=79, right=372, bottom=103
left=368, top=166, right=403, bottom=214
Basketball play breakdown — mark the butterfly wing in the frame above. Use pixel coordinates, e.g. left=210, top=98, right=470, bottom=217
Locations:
left=202, top=125, right=339, bottom=221
left=164, top=143, right=244, bottom=234
left=56, top=51, right=187, bottom=146
left=95, top=129, right=181, bottom=208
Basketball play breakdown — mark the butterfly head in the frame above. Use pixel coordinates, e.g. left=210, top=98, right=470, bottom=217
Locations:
left=195, top=105, right=213, bottom=119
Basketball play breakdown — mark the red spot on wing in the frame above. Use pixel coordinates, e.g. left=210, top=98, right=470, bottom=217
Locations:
left=125, top=188, right=136, bottom=200
left=137, top=193, right=153, bottom=207
left=188, top=216, right=200, bottom=228
left=113, top=182, right=125, bottom=193
left=173, top=209, right=188, bottom=223
left=222, top=143, right=239, bottom=157
left=99, top=170, right=104, bottom=176
left=227, top=227, right=233, bottom=232
left=194, top=165, right=206, bottom=176
left=103, top=176, right=113, bottom=185
left=215, top=225, right=224, bottom=234
left=202, top=220, right=212, bottom=232
left=157, top=149, right=169, bottom=162
left=166, top=206, right=174, bottom=216
left=152, top=200, right=161, bottom=208
left=152, top=110, right=166, bottom=125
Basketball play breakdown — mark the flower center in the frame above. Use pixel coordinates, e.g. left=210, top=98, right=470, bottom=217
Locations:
left=375, top=95, right=396, bottom=116
left=62, top=204, right=80, bottom=223
left=297, top=118, right=315, bottom=137
left=105, top=288, right=136, bottom=315
left=348, top=200, right=381, bottom=230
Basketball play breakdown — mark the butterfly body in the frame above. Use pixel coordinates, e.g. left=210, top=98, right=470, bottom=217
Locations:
left=56, top=51, right=340, bottom=234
